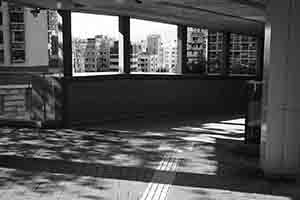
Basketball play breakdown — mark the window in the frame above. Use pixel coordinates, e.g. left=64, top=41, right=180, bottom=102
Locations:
left=130, top=18, right=178, bottom=73
left=0, top=12, right=2, bottom=26
left=186, top=27, right=208, bottom=74
left=207, top=32, right=223, bottom=74
left=229, top=33, right=257, bottom=75
left=11, top=49, right=25, bottom=63
left=0, top=31, right=3, bottom=44
left=12, top=31, right=25, bottom=42
left=187, top=28, right=224, bottom=75
left=0, top=49, right=4, bottom=63
left=0, top=95, right=3, bottom=114
left=72, top=12, right=119, bottom=75
left=10, top=12, right=24, bottom=23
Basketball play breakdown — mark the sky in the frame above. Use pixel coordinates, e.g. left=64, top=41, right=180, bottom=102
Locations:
left=71, top=12, right=177, bottom=43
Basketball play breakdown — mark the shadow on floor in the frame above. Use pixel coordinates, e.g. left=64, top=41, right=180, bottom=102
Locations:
left=0, top=114, right=299, bottom=199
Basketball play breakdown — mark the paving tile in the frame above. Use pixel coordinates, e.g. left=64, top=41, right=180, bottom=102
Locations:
left=1, top=115, right=300, bottom=200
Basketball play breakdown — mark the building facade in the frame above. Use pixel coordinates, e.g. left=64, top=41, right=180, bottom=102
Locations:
left=207, top=31, right=223, bottom=73
left=83, top=35, right=111, bottom=72
left=187, top=28, right=208, bottom=65
left=162, top=40, right=177, bottom=72
left=229, top=33, right=257, bottom=74
left=0, top=1, right=49, bottom=67
left=147, top=34, right=161, bottom=55
left=137, top=52, right=150, bottom=72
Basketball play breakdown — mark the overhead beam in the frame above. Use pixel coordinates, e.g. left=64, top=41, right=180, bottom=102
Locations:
left=228, top=0, right=267, bottom=10
left=9, top=0, right=265, bottom=36
left=72, top=6, right=264, bottom=37
left=156, top=1, right=264, bottom=22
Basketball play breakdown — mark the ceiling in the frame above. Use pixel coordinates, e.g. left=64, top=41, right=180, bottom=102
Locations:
left=12, top=0, right=267, bottom=36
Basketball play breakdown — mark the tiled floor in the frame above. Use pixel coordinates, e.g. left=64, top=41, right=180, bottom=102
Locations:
left=0, top=114, right=299, bottom=200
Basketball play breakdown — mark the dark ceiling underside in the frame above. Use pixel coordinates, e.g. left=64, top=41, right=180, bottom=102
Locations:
left=12, top=0, right=267, bottom=36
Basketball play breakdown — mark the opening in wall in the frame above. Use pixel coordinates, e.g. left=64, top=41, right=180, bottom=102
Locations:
left=186, top=28, right=224, bottom=75
left=71, top=12, right=120, bottom=76
left=229, top=33, right=258, bottom=76
left=130, top=18, right=178, bottom=74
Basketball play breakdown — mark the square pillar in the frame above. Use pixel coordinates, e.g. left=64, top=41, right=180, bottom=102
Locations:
left=59, top=10, right=72, bottom=127
left=261, top=0, right=300, bottom=177
left=119, top=16, right=130, bottom=74
left=177, top=25, right=187, bottom=74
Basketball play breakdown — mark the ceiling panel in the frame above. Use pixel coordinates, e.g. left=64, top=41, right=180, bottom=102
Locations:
left=13, top=0, right=266, bottom=36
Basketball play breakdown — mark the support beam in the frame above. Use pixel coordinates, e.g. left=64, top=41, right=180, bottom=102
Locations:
left=59, top=10, right=72, bottom=127
left=228, top=0, right=266, bottom=10
left=178, top=25, right=187, bottom=74
left=119, top=16, right=131, bottom=74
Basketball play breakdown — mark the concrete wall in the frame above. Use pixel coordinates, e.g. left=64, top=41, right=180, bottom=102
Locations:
left=67, top=77, right=248, bottom=125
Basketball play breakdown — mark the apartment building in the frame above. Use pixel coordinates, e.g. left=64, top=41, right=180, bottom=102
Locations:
left=207, top=31, right=224, bottom=73
left=187, top=27, right=208, bottom=65
left=0, top=1, right=48, bottom=67
left=72, top=38, right=86, bottom=73
left=147, top=34, right=161, bottom=55
left=137, top=52, right=150, bottom=72
left=229, top=33, right=257, bottom=74
left=162, top=40, right=177, bottom=72
left=109, top=40, right=119, bottom=71
left=84, top=35, right=111, bottom=72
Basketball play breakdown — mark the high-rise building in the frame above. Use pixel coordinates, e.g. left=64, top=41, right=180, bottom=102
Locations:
left=207, top=31, right=223, bottom=73
left=162, top=40, right=177, bottom=72
left=137, top=52, right=150, bottom=72
left=84, top=35, right=111, bottom=72
left=147, top=34, right=161, bottom=55
left=229, top=33, right=257, bottom=74
left=0, top=2, right=49, bottom=67
left=48, top=10, right=63, bottom=71
left=187, top=28, right=208, bottom=65
left=109, top=41, right=119, bottom=71
left=72, top=38, right=86, bottom=73
left=130, top=43, right=141, bottom=71
left=149, top=55, right=159, bottom=72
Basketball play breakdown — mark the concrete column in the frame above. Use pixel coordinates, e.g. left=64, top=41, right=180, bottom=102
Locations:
left=261, top=0, right=300, bottom=177
left=119, top=16, right=130, bottom=74
left=59, top=10, right=72, bottom=127
left=177, top=25, right=187, bottom=74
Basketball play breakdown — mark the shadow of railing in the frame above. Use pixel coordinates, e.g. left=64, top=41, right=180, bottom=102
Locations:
left=0, top=116, right=298, bottom=199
